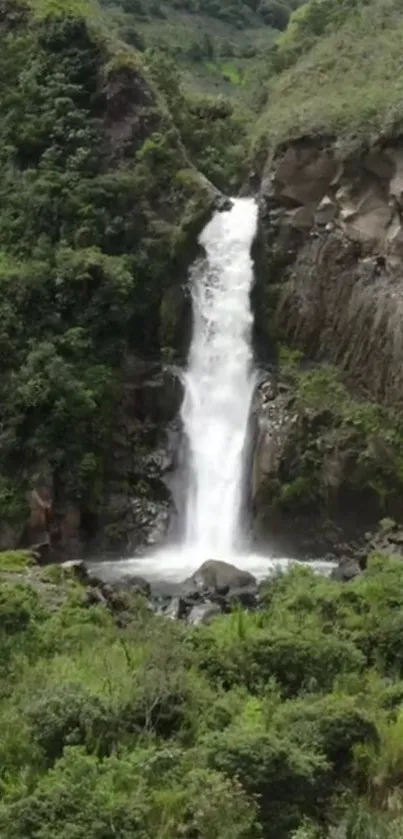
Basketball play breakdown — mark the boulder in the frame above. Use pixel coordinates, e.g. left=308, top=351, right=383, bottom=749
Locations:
left=288, top=206, right=313, bottom=230
left=164, top=596, right=187, bottom=620
left=187, top=601, right=222, bottom=626
left=227, top=587, right=258, bottom=609
left=186, top=559, right=256, bottom=591
left=115, top=575, right=151, bottom=597
left=61, top=559, right=90, bottom=584
left=331, top=557, right=362, bottom=582
left=273, top=146, right=337, bottom=207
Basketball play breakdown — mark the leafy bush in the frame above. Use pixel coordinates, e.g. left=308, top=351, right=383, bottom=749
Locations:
left=262, top=363, right=403, bottom=518
left=0, top=551, right=35, bottom=573
left=0, top=746, right=260, bottom=839
left=201, top=727, right=329, bottom=838
left=193, top=613, right=364, bottom=696
left=272, top=694, right=379, bottom=781
left=24, top=683, right=118, bottom=764
left=0, top=583, right=45, bottom=636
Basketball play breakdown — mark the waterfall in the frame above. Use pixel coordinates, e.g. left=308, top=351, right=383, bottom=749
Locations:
left=180, top=197, right=258, bottom=555
left=88, top=196, right=338, bottom=583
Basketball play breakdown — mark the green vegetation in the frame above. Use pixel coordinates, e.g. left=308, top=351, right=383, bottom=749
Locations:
left=254, top=0, right=403, bottom=153
left=100, top=0, right=305, bottom=96
left=0, top=0, right=222, bottom=536
left=268, top=362, right=403, bottom=517
left=2, top=552, right=403, bottom=836
left=147, top=50, right=248, bottom=189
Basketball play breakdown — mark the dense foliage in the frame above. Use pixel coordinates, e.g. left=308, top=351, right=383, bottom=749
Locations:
left=261, top=360, right=403, bottom=522
left=0, top=0, right=229, bottom=534
left=2, top=551, right=403, bottom=837
left=111, top=0, right=301, bottom=27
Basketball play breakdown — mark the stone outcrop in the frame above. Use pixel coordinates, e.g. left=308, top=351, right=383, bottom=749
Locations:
left=257, top=138, right=403, bottom=407
left=102, top=65, right=160, bottom=163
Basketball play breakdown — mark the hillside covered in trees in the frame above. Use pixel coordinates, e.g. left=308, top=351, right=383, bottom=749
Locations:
left=0, top=0, right=248, bottom=557
left=101, top=0, right=306, bottom=93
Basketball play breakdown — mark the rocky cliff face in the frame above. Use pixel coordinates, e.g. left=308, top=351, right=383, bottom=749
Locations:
left=252, top=137, right=403, bottom=553
left=256, top=138, right=403, bottom=405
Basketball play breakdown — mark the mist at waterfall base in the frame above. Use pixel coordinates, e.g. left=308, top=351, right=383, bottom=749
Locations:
left=91, top=198, right=334, bottom=584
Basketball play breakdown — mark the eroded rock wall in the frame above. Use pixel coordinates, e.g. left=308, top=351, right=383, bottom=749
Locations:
left=257, top=138, right=403, bottom=406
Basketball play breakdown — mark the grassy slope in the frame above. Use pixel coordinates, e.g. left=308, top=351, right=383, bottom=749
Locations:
left=255, top=0, right=403, bottom=153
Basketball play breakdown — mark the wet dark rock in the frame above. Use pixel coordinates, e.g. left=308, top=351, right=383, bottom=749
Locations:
left=187, top=601, right=222, bottom=626
left=61, top=559, right=90, bottom=584
left=208, top=592, right=232, bottom=612
left=216, top=584, right=230, bottom=596
left=181, top=587, right=203, bottom=603
left=116, top=575, right=151, bottom=597
left=31, top=542, right=53, bottom=565
left=227, top=586, right=259, bottom=609
left=362, top=519, right=403, bottom=563
left=186, top=559, right=257, bottom=591
left=331, top=557, right=362, bottom=583
left=215, top=196, right=233, bottom=213
left=164, top=596, right=188, bottom=620
left=50, top=558, right=262, bottom=626
left=85, top=587, right=108, bottom=607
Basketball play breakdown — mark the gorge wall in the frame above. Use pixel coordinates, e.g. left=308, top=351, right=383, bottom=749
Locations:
left=251, top=137, right=403, bottom=556
left=257, top=138, right=403, bottom=405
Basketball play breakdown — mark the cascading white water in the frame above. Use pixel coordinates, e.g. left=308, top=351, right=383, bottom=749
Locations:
left=181, top=197, right=258, bottom=555
left=88, top=197, right=337, bottom=583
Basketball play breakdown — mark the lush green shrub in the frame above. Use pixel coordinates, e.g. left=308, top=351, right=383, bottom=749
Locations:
left=0, top=551, right=35, bottom=573
left=24, top=683, right=118, bottom=764
left=0, top=746, right=260, bottom=839
left=0, top=583, right=45, bottom=636
left=201, top=727, right=329, bottom=838
left=192, top=618, right=364, bottom=696
left=272, top=694, right=379, bottom=781
left=0, top=3, right=216, bottom=524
